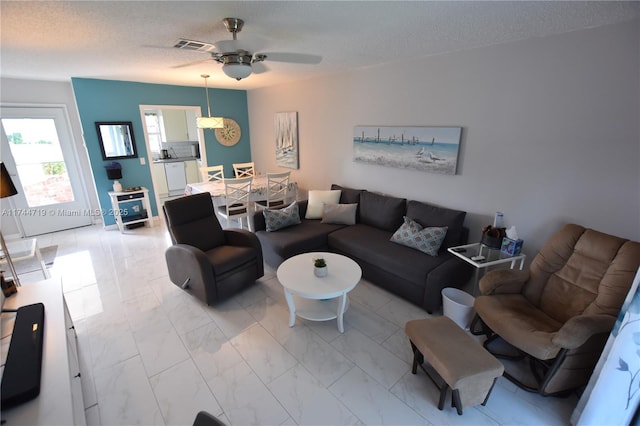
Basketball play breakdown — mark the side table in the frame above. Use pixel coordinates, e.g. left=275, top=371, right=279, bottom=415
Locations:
left=447, top=243, right=525, bottom=295
left=107, top=187, right=153, bottom=233
left=0, top=238, right=50, bottom=284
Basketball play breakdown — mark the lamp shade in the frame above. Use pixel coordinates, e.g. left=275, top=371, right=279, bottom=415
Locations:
left=0, top=163, right=18, bottom=198
left=197, top=116, right=224, bottom=129
left=222, top=63, right=252, bottom=80
left=106, top=168, right=123, bottom=180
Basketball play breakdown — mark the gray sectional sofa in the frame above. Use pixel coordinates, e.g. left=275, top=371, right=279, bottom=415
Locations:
left=253, top=184, right=473, bottom=313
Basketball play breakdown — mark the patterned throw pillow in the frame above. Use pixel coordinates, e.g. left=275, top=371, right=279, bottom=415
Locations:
left=263, top=201, right=301, bottom=232
left=390, top=216, right=448, bottom=256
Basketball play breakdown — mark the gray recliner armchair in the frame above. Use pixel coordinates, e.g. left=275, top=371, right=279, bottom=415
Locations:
left=164, top=193, right=264, bottom=305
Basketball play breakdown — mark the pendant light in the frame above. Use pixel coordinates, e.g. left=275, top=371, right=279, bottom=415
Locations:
left=196, top=74, right=224, bottom=129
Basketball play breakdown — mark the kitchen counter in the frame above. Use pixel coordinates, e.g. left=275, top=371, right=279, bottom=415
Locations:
left=153, top=157, right=200, bottom=163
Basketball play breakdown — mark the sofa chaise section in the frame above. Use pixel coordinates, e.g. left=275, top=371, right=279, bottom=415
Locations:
left=254, top=200, right=346, bottom=266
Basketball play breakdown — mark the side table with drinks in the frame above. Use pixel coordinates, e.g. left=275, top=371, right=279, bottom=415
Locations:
left=447, top=243, right=526, bottom=295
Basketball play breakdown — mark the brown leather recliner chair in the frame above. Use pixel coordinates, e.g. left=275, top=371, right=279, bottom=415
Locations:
left=163, top=193, right=264, bottom=305
left=474, top=223, right=640, bottom=396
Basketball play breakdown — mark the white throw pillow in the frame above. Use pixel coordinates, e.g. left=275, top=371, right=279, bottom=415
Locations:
left=305, top=190, right=341, bottom=219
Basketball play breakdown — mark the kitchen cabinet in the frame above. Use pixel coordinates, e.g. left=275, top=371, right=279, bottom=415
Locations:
left=185, top=160, right=200, bottom=184
left=162, top=109, right=199, bottom=142
left=153, top=163, right=168, bottom=197
left=186, top=110, right=199, bottom=141
left=153, top=159, right=199, bottom=198
left=165, top=162, right=187, bottom=196
left=163, top=110, right=188, bottom=142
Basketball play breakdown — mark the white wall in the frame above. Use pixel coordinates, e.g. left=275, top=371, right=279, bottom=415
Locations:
left=0, top=78, right=100, bottom=235
left=248, top=20, right=640, bottom=255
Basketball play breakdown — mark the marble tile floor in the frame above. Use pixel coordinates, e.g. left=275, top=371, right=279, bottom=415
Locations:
left=19, top=223, right=579, bottom=425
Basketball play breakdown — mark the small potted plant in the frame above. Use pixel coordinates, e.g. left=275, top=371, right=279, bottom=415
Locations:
left=313, top=257, right=328, bottom=277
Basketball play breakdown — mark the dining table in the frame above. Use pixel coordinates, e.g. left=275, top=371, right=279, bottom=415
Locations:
left=184, top=176, right=298, bottom=220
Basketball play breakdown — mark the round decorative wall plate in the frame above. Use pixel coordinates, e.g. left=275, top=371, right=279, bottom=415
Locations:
left=215, top=118, right=241, bottom=146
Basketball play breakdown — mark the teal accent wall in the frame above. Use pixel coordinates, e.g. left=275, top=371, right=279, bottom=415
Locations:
left=71, top=78, right=250, bottom=226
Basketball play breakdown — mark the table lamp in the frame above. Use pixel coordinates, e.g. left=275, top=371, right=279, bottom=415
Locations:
left=0, top=162, right=21, bottom=287
left=105, top=162, right=123, bottom=192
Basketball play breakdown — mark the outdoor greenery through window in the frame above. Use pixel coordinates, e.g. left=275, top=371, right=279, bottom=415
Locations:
left=1, top=118, right=75, bottom=207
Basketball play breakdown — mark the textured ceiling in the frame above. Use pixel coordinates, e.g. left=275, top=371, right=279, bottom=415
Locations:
left=1, top=1, right=638, bottom=90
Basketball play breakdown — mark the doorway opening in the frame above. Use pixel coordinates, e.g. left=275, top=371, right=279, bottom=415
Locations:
left=138, top=105, right=206, bottom=212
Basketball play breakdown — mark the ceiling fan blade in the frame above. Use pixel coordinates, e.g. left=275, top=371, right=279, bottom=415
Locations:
left=251, top=62, right=269, bottom=74
left=142, top=44, right=176, bottom=51
left=260, top=52, right=322, bottom=65
left=171, top=58, right=213, bottom=69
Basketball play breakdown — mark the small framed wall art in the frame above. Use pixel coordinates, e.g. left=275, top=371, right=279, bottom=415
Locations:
left=275, top=112, right=299, bottom=169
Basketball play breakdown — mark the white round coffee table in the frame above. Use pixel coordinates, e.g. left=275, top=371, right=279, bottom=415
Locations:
left=277, top=252, right=362, bottom=333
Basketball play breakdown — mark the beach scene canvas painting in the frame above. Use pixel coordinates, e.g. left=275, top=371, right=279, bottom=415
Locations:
left=353, top=126, right=462, bottom=175
left=275, top=112, right=299, bottom=169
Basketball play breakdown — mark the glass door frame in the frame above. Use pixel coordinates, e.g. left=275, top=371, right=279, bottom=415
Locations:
left=0, top=103, right=93, bottom=236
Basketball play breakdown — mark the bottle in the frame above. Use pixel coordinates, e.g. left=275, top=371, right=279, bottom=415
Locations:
left=493, top=212, right=504, bottom=229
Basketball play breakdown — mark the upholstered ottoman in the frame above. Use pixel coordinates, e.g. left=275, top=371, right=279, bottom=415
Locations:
left=405, top=316, right=504, bottom=415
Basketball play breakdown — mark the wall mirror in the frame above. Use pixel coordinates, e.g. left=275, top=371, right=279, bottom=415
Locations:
left=95, top=121, right=138, bottom=160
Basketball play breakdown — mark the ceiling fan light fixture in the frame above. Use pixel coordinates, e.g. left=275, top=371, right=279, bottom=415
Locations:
left=222, top=63, right=252, bottom=81
left=197, top=74, right=224, bottom=129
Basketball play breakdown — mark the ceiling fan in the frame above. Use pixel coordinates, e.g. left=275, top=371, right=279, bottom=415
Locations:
left=173, top=17, right=322, bottom=80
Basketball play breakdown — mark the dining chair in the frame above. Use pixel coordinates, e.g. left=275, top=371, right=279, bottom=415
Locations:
left=217, top=177, right=253, bottom=230
left=233, top=162, right=255, bottom=178
left=254, top=171, right=291, bottom=210
left=200, top=165, right=225, bottom=182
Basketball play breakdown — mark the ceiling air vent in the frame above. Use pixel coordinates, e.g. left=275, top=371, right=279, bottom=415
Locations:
left=173, top=39, right=215, bottom=52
